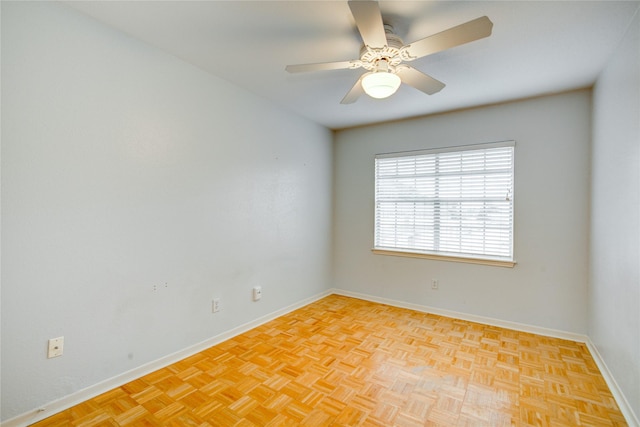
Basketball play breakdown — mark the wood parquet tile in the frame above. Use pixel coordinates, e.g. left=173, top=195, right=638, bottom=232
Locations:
left=31, top=295, right=626, bottom=426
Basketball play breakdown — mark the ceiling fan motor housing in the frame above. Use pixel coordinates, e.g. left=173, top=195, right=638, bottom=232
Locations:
left=359, top=25, right=405, bottom=71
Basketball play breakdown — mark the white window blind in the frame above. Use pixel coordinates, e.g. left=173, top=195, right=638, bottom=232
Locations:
left=374, top=141, right=515, bottom=263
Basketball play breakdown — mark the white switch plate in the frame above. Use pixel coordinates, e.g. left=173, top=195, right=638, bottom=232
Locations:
left=48, top=336, right=64, bottom=358
left=252, top=286, right=262, bottom=301
left=212, top=298, right=221, bottom=313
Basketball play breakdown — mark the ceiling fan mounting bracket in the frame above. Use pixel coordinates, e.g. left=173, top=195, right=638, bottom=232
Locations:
left=358, top=25, right=405, bottom=71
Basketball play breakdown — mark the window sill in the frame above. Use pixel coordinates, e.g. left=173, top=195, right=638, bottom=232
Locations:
left=371, top=249, right=516, bottom=268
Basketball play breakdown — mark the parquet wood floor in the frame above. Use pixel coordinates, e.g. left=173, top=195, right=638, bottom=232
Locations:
left=32, top=295, right=626, bottom=426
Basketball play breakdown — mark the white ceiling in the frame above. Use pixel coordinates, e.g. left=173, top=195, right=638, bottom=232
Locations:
left=65, top=0, right=639, bottom=130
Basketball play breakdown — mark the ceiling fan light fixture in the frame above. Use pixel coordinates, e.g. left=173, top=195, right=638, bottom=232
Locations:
left=285, top=1, right=493, bottom=105
left=362, top=71, right=401, bottom=99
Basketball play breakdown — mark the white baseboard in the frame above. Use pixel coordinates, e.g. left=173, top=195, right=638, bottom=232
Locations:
left=1, top=289, right=332, bottom=427
left=331, top=288, right=639, bottom=427
left=331, top=288, right=589, bottom=342
left=585, top=339, right=640, bottom=427
left=5, top=288, right=637, bottom=427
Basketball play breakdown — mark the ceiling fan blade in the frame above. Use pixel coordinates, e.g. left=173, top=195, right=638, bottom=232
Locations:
left=286, top=60, right=360, bottom=73
left=396, top=66, right=445, bottom=95
left=348, top=0, right=387, bottom=49
left=403, top=16, right=493, bottom=60
left=341, top=74, right=367, bottom=104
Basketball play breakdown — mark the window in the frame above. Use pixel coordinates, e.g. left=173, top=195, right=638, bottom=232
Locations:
left=374, top=141, right=515, bottom=267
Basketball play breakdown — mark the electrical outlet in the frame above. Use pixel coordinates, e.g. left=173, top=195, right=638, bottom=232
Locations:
left=212, top=298, right=221, bottom=313
left=47, top=336, right=64, bottom=358
left=252, top=286, right=262, bottom=301
left=431, top=279, right=439, bottom=290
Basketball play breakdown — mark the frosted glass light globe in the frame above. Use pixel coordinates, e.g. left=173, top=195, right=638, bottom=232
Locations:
left=362, top=72, right=401, bottom=99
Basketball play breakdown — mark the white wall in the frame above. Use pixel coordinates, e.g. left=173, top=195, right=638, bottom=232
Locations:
left=1, top=1, right=332, bottom=421
left=334, top=90, right=591, bottom=334
left=591, top=9, right=640, bottom=420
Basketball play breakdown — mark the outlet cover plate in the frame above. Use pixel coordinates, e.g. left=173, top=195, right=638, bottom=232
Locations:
left=252, top=286, right=262, bottom=301
left=48, top=336, right=64, bottom=358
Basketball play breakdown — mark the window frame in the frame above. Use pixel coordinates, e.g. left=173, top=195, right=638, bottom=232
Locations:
left=372, top=141, right=516, bottom=268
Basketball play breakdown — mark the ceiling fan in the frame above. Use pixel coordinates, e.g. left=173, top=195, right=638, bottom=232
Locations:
left=285, top=0, right=493, bottom=104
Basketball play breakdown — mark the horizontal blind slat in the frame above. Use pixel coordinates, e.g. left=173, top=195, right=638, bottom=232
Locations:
left=374, top=142, right=514, bottom=262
